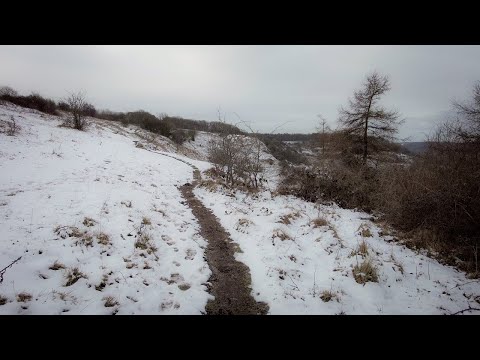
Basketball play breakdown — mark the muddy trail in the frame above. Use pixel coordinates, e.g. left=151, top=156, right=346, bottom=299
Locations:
left=153, top=151, right=269, bottom=315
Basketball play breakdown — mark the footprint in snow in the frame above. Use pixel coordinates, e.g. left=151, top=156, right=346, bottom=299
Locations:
left=185, top=249, right=196, bottom=260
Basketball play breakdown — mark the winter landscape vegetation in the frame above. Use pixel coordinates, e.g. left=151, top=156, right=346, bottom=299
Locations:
left=1, top=45, right=479, bottom=315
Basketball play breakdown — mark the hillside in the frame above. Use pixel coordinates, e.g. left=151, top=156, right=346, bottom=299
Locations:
left=1, top=102, right=479, bottom=314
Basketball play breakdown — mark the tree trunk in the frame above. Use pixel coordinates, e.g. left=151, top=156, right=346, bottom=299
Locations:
left=363, top=97, right=373, bottom=163
left=363, top=116, right=368, bottom=163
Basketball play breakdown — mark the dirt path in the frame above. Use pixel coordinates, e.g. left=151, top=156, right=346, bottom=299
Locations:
left=153, top=151, right=268, bottom=315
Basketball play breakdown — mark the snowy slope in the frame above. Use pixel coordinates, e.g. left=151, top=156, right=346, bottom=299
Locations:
left=194, top=185, right=480, bottom=315
left=0, top=104, right=211, bottom=314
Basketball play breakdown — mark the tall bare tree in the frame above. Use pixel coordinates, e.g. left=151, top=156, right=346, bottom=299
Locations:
left=315, top=114, right=330, bottom=154
left=338, top=71, right=401, bottom=163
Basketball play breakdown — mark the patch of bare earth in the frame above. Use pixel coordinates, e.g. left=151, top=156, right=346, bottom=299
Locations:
left=179, top=168, right=269, bottom=315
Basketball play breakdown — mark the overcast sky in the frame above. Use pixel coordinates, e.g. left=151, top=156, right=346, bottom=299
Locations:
left=1, top=45, right=480, bottom=140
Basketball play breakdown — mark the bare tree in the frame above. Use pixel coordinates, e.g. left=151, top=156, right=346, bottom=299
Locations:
left=315, top=114, right=331, bottom=154
left=64, top=91, right=88, bottom=130
left=7, top=116, right=17, bottom=136
left=236, top=118, right=265, bottom=188
left=207, top=110, right=267, bottom=188
left=453, top=81, right=480, bottom=139
left=338, top=71, right=402, bottom=163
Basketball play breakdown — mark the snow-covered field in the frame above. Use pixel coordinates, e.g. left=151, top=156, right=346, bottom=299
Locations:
left=0, top=104, right=211, bottom=314
left=195, top=185, right=480, bottom=314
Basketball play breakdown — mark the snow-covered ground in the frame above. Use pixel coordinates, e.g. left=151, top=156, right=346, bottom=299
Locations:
left=0, top=104, right=211, bottom=314
left=195, top=184, right=480, bottom=315
left=182, top=130, right=216, bottom=161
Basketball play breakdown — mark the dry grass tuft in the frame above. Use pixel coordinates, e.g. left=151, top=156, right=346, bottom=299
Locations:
left=353, top=258, right=379, bottom=284
left=142, top=217, right=151, bottom=226
left=320, top=290, right=337, bottom=302
left=82, top=217, right=96, bottom=227
left=64, top=267, right=87, bottom=287
left=351, top=240, right=369, bottom=257
left=311, top=217, right=329, bottom=228
left=103, top=296, right=119, bottom=307
left=279, top=210, right=301, bottom=225
left=359, top=224, right=373, bottom=238
left=272, top=228, right=292, bottom=241
left=49, top=260, right=65, bottom=271
left=16, top=292, right=32, bottom=302
left=96, top=232, right=110, bottom=245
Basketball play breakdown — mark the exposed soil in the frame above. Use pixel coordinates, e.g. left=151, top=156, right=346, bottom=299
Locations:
left=152, top=151, right=268, bottom=314
left=181, top=180, right=269, bottom=315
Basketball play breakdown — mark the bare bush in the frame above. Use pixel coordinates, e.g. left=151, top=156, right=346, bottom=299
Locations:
left=7, top=116, right=17, bottom=136
left=1, top=92, right=58, bottom=115
left=373, top=82, right=480, bottom=275
left=0, top=86, right=18, bottom=97
left=63, top=91, right=88, bottom=130
left=207, top=111, right=266, bottom=188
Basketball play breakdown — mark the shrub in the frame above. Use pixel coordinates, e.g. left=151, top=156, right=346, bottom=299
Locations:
left=0, top=92, right=58, bottom=115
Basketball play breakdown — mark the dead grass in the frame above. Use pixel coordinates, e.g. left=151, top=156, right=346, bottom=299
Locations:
left=96, top=232, right=110, bottom=245
left=272, top=228, right=292, bottom=241
left=199, top=179, right=219, bottom=191
left=142, top=217, right=151, bottom=226
left=134, top=233, right=150, bottom=250
left=75, top=234, right=93, bottom=247
left=103, top=296, right=119, bottom=307
left=0, top=295, right=8, bottom=305
left=358, top=224, right=373, bottom=238
left=54, top=225, right=84, bottom=239
left=95, top=275, right=109, bottom=291
left=16, top=292, right=32, bottom=302
left=49, top=260, right=65, bottom=271
left=390, top=254, right=405, bottom=275
left=64, top=267, right=87, bottom=287
left=320, top=290, right=337, bottom=302
left=135, top=232, right=157, bottom=255
left=351, top=240, right=369, bottom=257
left=279, top=211, right=301, bottom=225
left=353, top=258, right=379, bottom=284
left=311, top=217, right=329, bottom=228
left=82, top=217, right=97, bottom=227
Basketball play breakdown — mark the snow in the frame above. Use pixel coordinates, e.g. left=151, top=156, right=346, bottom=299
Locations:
left=182, top=130, right=216, bottom=161
left=0, top=104, right=211, bottom=314
left=194, top=185, right=480, bottom=315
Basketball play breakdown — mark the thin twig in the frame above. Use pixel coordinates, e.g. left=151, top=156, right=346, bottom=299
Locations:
left=449, top=279, right=480, bottom=290
left=451, top=306, right=480, bottom=315
left=287, top=274, right=300, bottom=291
left=0, top=256, right=22, bottom=283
